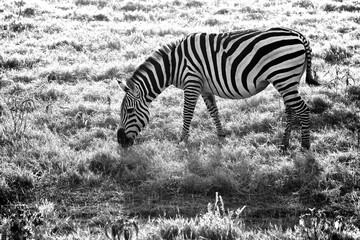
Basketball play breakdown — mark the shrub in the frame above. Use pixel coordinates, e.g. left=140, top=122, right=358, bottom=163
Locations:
left=3, top=21, right=34, bottom=33
left=123, top=12, right=147, bottom=21
left=346, top=85, right=360, bottom=101
left=37, top=88, right=67, bottom=101
left=185, top=0, right=204, bottom=8
left=13, top=74, right=35, bottom=83
left=88, top=151, right=118, bottom=175
left=309, top=96, right=331, bottom=114
left=74, top=0, right=107, bottom=8
left=215, top=8, right=229, bottom=14
left=153, top=193, right=244, bottom=240
left=322, top=3, right=337, bottom=12
left=120, top=2, right=149, bottom=12
left=48, top=39, right=83, bottom=51
left=323, top=43, right=353, bottom=65
left=204, top=18, right=221, bottom=26
left=93, top=13, right=109, bottom=21
left=23, top=7, right=36, bottom=17
left=292, top=0, right=314, bottom=9
left=180, top=173, right=212, bottom=194
left=0, top=168, right=34, bottom=204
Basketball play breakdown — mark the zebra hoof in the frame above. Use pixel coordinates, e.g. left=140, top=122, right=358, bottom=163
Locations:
left=218, top=130, right=230, bottom=139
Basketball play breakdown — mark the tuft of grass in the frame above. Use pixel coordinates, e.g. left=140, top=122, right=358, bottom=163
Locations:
left=22, top=7, right=36, bottom=17
left=215, top=8, right=230, bottom=15
left=323, top=2, right=360, bottom=12
left=346, top=85, right=360, bottom=101
left=323, top=43, right=353, bottom=65
left=123, top=11, right=148, bottom=21
left=0, top=55, right=40, bottom=70
left=204, top=18, right=221, bottom=26
left=152, top=193, right=244, bottom=240
left=48, top=39, right=84, bottom=51
left=36, top=87, right=67, bottom=102
left=309, top=96, right=332, bottom=114
left=120, top=2, right=150, bottom=12
left=292, top=0, right=314, bottom=9
left=93, top=13, right=109, bottom=21
left=185, top=0, right=204, bottom=8
left=0, top=166, right=34, bottom=205
left=74, top=0, right=107, bottom=8
left=1, top=21, right=35, bottom=33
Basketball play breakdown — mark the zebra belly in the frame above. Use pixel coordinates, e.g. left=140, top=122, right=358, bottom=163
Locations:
left=203, top=79, right=269, bottom=100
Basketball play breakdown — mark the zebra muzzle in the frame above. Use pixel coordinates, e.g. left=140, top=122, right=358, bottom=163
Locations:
left=117, top=128, right=134, bottom=148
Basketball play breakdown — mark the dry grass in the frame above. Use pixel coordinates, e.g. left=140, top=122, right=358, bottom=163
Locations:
left=1, top=0, right=360, bottom=239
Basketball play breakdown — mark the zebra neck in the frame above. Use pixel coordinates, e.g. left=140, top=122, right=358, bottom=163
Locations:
left=131, top=42, right=177, bottom=104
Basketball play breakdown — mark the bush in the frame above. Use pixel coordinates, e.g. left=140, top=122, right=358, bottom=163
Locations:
left=0, top=168, right=34, bottom=205
left=155, top=193, right=243, bottom=240
left=74, top=0, right=107, bottom=7
left=323, top=44, right=353, bottom=65
left=88, top=151, right=117, bottom=175
left=93, top=13, right=109, bottom=21
left=23, top=7, right=36, bottom=17
left=292, top=0, right=314, bottom=9
left=204, top=18, right=221, bottom=26
left=120, top=2, right=149, bottom=12
left=346, top=85, right=360, bottom=101
left=309, top=96, right=331, bottom=114
left=185, top=0, right=204, bottom=8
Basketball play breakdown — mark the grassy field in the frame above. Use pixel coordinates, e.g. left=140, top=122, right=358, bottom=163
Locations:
left=1, top=0, right=360, bottom=239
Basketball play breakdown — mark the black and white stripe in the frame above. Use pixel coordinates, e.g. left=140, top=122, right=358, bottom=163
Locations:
left=117, top=27, right=319, bottom=149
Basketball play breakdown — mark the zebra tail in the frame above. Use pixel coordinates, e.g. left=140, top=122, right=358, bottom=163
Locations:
left=305, top=67, right=320, bottom=87
left=300, top=32, right=321, bottom=87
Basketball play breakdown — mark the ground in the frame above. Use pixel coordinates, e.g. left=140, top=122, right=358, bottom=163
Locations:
left=1, top=0, right=360, bottom=239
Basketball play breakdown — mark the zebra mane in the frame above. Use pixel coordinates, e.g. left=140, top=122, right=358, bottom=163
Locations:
left=127, top=41, right=178, bottom=88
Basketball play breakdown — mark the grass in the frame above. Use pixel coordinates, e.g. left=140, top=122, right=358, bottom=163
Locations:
left=1, top=0, right=360, bottom=239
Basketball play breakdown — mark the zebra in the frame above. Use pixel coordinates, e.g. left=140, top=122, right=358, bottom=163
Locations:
left=117, top=27, right=320, bottom=149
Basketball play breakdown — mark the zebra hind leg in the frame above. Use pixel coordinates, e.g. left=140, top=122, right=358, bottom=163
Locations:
left=275, top=80, right=311, bottom=150
left=201, top=92, right=226, bottom=138
left=281, top=106, right=295, bottom=151
left=286, top=98, right=311, bottom=150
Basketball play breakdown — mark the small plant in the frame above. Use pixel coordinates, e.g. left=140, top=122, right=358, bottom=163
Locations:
left=346, top=85, right=360, bottom=102
left=322, top=66, right=355, bottom=91
left=204, top=18, right=221, bottom=26
left=0, top=200, right=77, bottom=239
left=292, top=0, right=314, bottom=9
left=154, top=193, right=245, bottom=240
left=105, top=218, right=139, bottom=240
left=14, top=0, right=25, bottom=19
left=295, top=208, right=360, bottom=239
left=185, top=0, right=204, bottom=8
left=323, top=44, right=353, bottom=65
left=93, top=13, right=109, bottom=21
left=1, top=93, right=35, bottom=138
left=309, top=97, right=331, bottom=114
left=120, top=2, right=149, bottom=12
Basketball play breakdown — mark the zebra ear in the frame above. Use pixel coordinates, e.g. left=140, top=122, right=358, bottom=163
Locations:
left=117, top=80, right=130, bottom=92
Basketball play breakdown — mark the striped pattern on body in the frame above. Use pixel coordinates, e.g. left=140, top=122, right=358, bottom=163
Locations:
left=117, top=27, right=320, bottom=149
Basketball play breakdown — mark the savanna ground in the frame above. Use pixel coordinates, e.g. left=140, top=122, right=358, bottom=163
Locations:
left=1, top=0, right=360, bottom=239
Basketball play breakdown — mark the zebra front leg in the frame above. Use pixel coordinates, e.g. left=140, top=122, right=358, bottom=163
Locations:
left=179, top=81, right=202, bottom=142
left=201, top=92, right=226, bottom=138
left=282, top=106, right=294, bottom=150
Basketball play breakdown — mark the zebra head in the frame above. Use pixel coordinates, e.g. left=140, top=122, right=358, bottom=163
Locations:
left=117, top=80, right=149, bottom=148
